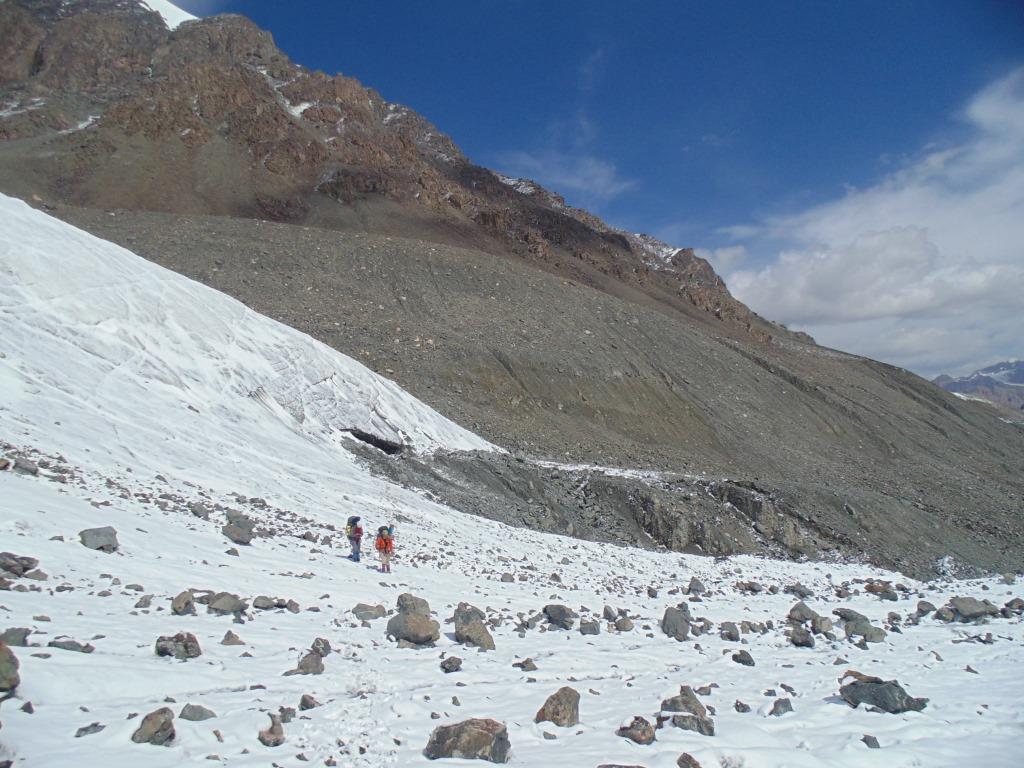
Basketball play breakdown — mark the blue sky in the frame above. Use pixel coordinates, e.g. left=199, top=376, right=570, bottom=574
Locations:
left=175, top=1, right=1023, bottom=377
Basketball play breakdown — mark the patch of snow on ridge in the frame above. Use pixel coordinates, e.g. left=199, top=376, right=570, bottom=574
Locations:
left=140, top=0, right=197, bottom=29
left=0, top=193, right=494, bottom=456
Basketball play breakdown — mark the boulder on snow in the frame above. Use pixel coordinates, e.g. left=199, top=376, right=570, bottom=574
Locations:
left=222, top=511, right=255, bottom=545
left=0, top=628, right=30, bottom=647
left=131, top=707, right=175, bottom=746
left=258, top=713, right=285, bottom=747
left=353, top=603, right=387, bottom=621
left=579, top=619, right=600, bottom=636
left=839, top=672, right=928, bottom=713
left=0, top=552, right=39, bottom=577
left=542, top=604, right=577, bottom=630
left=535, top=686, right=580, bottom=727
left=155, top=632, right=201, bottom=660
left=441, top=656, right=463, bottom=673
left=662, top=606, right=691, bottom=641
left=221, top=630, right=244, bottom=646
left=0, top=641, right=20, bottom=692
left=283, top=650, right=324, bottom=676
left=171, top=590, right=196, bottom=616
left=299, top=693, right=321, bottom=710
left=616, top=716, right=656, bottom=745
left=179, top=703, right=216, bottom=721
left=397, top=593, right=432, bottom=617
left=78, top=527, right=118, bottom=553
left=948, top=596, right=1000, bottom=622
left=388, top=612, right=441, bottom=647
left=206, top=592, right=248, bottom=615
left=423, top=718, right=510, bottom=762
left=454, top=602, right=495, bottom=650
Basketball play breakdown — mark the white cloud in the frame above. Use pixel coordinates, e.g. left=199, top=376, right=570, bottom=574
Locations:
left=694, top=245, right=748, bottom=273
left=496, top=150, right=636, bottom=206
left=725, top=68, right=1024, bottom=377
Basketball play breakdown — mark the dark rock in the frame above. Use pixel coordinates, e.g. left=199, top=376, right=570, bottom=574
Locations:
left=0, top=641, right=20, bottom=692
left=387, top=612, right=440, bottom=647
left=734, top=700, right=750, bottom=713
left=179, top=703, right=216, bottom=721
left=131, top=707, right=175, bottom=745
left=579, top=619, right=600, bottom=636
left=732, top=650, right=755, bottom=666
left=454, top=602, right=495, bottom=650
left=719, top=621, right=739, bottom=641
left=687, top=577, right=707, bottom=595
left=791, top=626, right=815, bottom=648
left=660, top=686, right=707, bottom=718
left=603, top=605, right=618, bottom=621
left=299, top=693, right=321, bottom=710
left=397, top=593, right=431, bottom=617
left=207, top=592, right=248, bottom=615
left=543, top=604, right=577, bottom=630
left=48, top=638, right=95, bottom=653
left=662, top=606, right=691, bottom=641
left=788, top=601, right=819, bottom=624
left=222, top=510, right=255, bottom=545
left=0, top=552, right=39, bottom=577
left=441, top=656, right=463, bottom=674
left=862, top=734, right=880, bottom=749
left=155, top=632, right=201, bottom=660
left=513, top=658, right=537, bottom=672
left=949, top=596, right=1000, bottom=622
left=535, top=686, right=580, bottom=727
left=78, top=527, right=119, bottom=553
left=0, top=628, right=30, bottom=647
left=614, top=616, right=634, bottom=632
left=75, top=722, right=106, bottom=737
left=769, top=698, right=792, bottom=716
left=616, top=716, right=656, bottom=745
left=311, top=637, right=332, bottom=657
left=670, top=714, right=715, bottom=736
left=423, top=718, right=510, bottom=762
left=840, top=678, right=928, bottom=713
left=677, top=754, right=704, bottom=768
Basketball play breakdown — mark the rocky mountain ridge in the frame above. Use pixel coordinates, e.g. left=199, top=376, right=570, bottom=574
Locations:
left=0, top=0, right=771, bottom=339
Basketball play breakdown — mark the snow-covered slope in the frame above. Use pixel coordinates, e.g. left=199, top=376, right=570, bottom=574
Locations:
left=1, top=196, right=1022, bottom=768
left=140, top=0, right=197, bottom=30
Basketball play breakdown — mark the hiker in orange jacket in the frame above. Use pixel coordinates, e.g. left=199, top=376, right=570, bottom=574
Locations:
left=374, top=525, right=394, bottom=573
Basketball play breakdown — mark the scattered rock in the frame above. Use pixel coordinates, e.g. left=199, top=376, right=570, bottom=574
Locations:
left=352, top=603, right=386, bottom=621
left=791, top=626, right=815, bottom=648
left=614, top=616, right=634, bottom=632
left=579, top=619, right=600, bottom=636
left=862, top=734, right=880, bottom=749
left=543, top=604, right=577, bottom=630
left=0, top=641, right=20, bottom=692
left=284, top=651, right=324, bottom=676
left=662, top=605, right=691, bottom=641
left=221, top=630, right=244, bottom=646
left=131, top=707, right=175, bottom=746
left=207, top=592, right=248, bottom=615
left=0, top=628, right=30, bottom=647
left=671, top=713, right=715, bottom=736
left=180, top=704, right=216, bottom=721
left=397, top=592, right=432, bottom=617
left=454, top=603, right=495, bottom=650
left=299, top=693, right=321, bottom=710
left=423, top=718, right=510, bottom=762
left=441, top=656, right=463, bottom=674
left=616, top=716, right=656, bottom=745
left=732, top=650, right=755, bottom=666
left=769, top=698, right=793, bottom=716
left=0, top=552, right=39, bottom=577
left=677, top=754, right=703, bottom=768
left=48, top=638, right=95, bottom=653
left=513, top=658, right=537, bottom=672
left=734, top=700, right=750, bottom=713
left=949, top=596, right=1000, bottom=622
left=535, top=686, right=580, bottom=727
left=222, top=511, right=255, bottom=546
left=839, top=673, right=928, bottom=713
left=78, top=527, right=119, bottom=553
left=155, top=632, right=201, bottom=660
left=171, top=590, right=196, bottom=616
left=75, top=722, right=106, bottom=738
left=258, top=713, right=285, bottom=747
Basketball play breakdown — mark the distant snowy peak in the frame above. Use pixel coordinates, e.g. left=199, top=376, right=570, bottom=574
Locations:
left=139, top=0, right=196, bottom=30
left=934, top=360, right=1024, bottom=412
